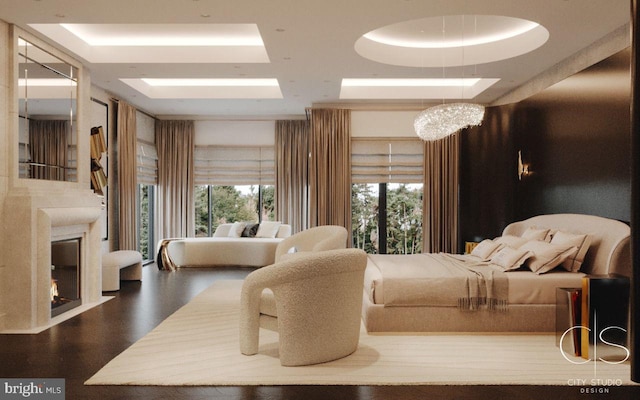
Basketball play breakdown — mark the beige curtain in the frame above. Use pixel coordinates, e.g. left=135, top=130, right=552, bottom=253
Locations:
left=29, top=119, right=68, bottom=180
left=275, top=120, right=309, bottom=233
left=423, top=133, right=459, bottom=253
left=156, top=120, right=195, bottom=239
left=308, top=109, right=351, bottom=232
left=116, top=101, right=138, bottom=250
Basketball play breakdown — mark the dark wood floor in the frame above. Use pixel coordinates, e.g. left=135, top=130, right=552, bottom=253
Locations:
left=1, top=265, right=639, bottom=400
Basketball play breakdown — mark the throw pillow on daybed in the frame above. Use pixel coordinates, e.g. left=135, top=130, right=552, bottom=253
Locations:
left=256, top=221, right=282, bottom=238
left=242, top=223, right=260, bottom=237
left=228, top=221, right=247, bottom=237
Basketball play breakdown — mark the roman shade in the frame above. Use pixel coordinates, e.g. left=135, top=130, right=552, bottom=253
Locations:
left=136, top=139, right=158, bottom=185
left=351, top=137, right=423, bottom=184
left=194, top=145, right=274, bottom=186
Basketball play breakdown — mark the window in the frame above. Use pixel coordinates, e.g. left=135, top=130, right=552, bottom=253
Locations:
left=194, top=184, right=274, bottom=237
left=137, top=184, right=155, bottom=261
left=194, top=145, right=275, bottom=237
left=351, top=138, right=423, bottom=254
left=136, top=137, right=157, bottom=261
left=352, top=183, right=423, bottom=254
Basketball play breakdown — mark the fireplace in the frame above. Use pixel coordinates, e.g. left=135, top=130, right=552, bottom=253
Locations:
left=0, top=202, right=105, bottom=333
left=51, top=238, right=82, bottom=317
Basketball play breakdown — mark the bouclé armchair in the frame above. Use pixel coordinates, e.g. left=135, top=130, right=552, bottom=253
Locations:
left=273, top=225, right=348, bottom=262
left=239, top=248, right=367, bottom=366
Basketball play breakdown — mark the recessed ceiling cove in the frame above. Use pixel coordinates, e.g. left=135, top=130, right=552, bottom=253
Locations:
left=355, top=15, right=549, bottom=68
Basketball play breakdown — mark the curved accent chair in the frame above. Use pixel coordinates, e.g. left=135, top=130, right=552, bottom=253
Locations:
left=239, top=248, right=368, bottom=366
left=273, top=225, right=348, bottom=262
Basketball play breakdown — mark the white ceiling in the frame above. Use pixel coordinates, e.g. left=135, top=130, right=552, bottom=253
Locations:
left=0, top=0, right=631, bottom=120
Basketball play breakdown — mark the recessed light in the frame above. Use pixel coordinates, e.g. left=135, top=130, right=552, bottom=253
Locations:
left=55, top=14, right=65, bottom=18
left=58, top=24, right=264, bottom=46
left=276, top=28, right=285, bottom=32
left=201, top=14, right=211, bottom=18
left=140, top=78, right=280, bottom=87
left=363, top=17, right=540, bottom=49
left=18, top=79, right=77, bottom=87
left=342, top=78, right=480, bottom=87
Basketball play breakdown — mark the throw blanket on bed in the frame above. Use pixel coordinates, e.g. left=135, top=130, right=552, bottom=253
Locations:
left=367, top=253, right=508, bottom=311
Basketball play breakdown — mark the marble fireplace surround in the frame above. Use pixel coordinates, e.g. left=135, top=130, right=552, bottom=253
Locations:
left=0, top=189, right=110, bottom=333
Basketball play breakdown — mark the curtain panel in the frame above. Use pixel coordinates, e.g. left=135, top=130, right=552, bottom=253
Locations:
left=156, top=120, right=195, bottom=239
left=116, top=101, right=138, bottom=250
left=423, top=133, right=460, bottom=253
left=275, top=119, right=309, bottom=233
left=308, top=109, right=351, bottom=232
left=28, top=119, right=68, bottom=181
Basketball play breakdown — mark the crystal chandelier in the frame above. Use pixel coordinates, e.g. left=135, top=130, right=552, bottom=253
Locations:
left=414, top=14, right=485, bottom=141
left=414, top=102, right=485, bottom=141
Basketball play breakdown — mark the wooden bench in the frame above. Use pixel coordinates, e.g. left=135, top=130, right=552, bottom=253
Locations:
left=102, top=250, right=143, bottom=291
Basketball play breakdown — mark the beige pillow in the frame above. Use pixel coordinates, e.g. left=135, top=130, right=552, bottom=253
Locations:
left=494, top=235, right=528, bottom=249
left=490, top=247, right=533, bottom=271
left=521, top=227, right=551, bottom=242
left=470, top=239, right=503, bottom=261
left=550, top=231, right=592, bottom=272
left=256, top=221, right=282, bottom=238
left=227, top=221, right=247, bottom=238
left=519, top=240, right=578, bottom=274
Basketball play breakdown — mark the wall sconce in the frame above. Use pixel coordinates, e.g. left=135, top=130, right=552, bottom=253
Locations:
left=518, top=150, right=531, bottom=180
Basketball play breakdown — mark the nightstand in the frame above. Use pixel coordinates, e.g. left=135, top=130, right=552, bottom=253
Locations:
left=555, top=275, right=630, bottom=361
left=464, top=241, right=479, bottom=254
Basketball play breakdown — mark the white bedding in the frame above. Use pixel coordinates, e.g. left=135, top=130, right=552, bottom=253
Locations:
left=364, top=254, right=586, bottom=306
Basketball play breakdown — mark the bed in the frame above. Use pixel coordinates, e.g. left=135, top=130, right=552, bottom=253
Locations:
left=362, top=214, right=631, bottom=333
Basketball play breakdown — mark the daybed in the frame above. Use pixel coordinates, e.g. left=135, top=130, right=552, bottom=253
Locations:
left=362, top=214, right=631, bottom=333
left=159, top=222, right=291, bottom=269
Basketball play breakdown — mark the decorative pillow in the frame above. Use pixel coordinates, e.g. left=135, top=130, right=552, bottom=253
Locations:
left=550, top=231, right=592, bottom=272
left=227, top=221, right=247, bottom=238
left=494, top=235, right=528, bottom=249
left=241, top=223, right=260, bottom=237
left=470, top=239, right=503, bottom=261
left=521, top=227, right=551, bottom=242
left=256, top=221, right=282, bottom=238
left=490, top=247, right=533, bottom=271
left=519, top=240, right=578, bottom=274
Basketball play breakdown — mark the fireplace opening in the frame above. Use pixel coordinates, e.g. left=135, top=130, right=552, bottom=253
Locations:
left=51, top=238, right=81, bottom=317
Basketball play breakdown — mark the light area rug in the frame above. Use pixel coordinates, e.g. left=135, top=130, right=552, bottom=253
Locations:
left=85, top=280, right=633, bottom=386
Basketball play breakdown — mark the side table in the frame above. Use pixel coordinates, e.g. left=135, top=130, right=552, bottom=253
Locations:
left=555, top=274, right=630, bottom=362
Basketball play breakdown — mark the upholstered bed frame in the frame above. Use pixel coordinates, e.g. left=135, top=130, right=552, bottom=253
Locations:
left=361, top=214, right=631, bottom=333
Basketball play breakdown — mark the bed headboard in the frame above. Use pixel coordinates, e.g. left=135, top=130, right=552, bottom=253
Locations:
left=502, top=214, right=631, bottom=276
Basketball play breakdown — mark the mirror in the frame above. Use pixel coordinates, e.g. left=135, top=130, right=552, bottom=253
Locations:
left=18, top=37, right=78, bottom=181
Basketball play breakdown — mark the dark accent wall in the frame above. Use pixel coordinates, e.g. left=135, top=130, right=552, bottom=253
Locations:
left=459, top=105, right=518, bottom=246
left=459, top=48, right=631, bottom=250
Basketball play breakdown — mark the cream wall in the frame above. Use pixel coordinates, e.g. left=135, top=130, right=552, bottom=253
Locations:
left=351, top=111, right=418, bottom=138
left=194, top=120, right=276, bottom=146
left=192, top=111, right=417, bottom=144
